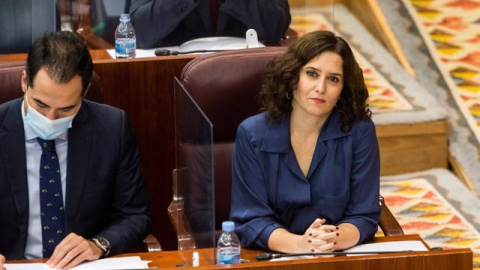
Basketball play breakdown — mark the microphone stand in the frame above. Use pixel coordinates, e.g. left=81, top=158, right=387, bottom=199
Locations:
left=256, top=250, right=415, bottom=261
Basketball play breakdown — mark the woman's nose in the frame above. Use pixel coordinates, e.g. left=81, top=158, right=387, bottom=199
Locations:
left=315, top=80, right=326, bottom=93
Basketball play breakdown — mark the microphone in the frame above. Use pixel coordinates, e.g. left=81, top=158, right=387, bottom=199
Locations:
left=154, top=49, right=226, bottom=56
left=256, top=250, right=415, bottom=261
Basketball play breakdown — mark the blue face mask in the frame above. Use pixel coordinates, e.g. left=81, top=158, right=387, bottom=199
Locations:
left=23, top=91, right=79, bottom=140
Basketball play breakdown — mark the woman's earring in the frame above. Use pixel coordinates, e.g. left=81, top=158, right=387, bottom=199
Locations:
left=285, top=92, right=292, bottom=100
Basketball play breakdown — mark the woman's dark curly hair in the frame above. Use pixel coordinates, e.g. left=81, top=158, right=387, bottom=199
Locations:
left=259, top=30, right=371, bottom=131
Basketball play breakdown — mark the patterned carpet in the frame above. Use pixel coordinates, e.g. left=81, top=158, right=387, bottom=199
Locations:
left=403, top=0, right=480, bottom=137
left=381, top=169, right=480, bottom=269
left=376, top=0, right=480, bottom=194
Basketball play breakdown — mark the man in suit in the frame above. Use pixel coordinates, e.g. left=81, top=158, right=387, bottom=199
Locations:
left=129, top=0, right=291, bottom=48
left=0, top=31, right=151, bottom=270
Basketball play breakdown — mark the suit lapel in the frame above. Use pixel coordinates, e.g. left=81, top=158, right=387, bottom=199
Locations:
left=0, top=99, right=29, bottom=249
left=64, top=103, right=93, bottom=233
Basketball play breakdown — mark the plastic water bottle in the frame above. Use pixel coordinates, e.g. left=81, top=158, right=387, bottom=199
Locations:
left=115, top=14, right=136, bottom=59
left=217, top=221, right=241, bottom=264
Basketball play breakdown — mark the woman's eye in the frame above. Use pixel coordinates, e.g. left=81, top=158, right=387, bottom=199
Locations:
left=306, top=70, right=318, bottom=77
left=329, top=76, right=340, bottom=83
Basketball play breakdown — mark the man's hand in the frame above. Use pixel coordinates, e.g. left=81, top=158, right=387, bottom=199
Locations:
left=46, top=233, right=104, bottom=270
left=0, top=254, right=5, bottom=270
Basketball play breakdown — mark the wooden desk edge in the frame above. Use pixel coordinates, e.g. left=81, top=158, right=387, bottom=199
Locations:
left=122, top=235, right=473, bottom=269
left=6, top=235, right=472, bottom=270
left=1, top=50, right=200, bottom=63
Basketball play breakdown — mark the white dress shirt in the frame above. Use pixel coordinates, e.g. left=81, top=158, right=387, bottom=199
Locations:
left=21, top=102, right=69, bottom=259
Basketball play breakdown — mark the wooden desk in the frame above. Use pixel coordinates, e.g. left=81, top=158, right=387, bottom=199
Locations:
left=131, top=235, right=472, bottom=270
left=7, top=235, right=472, bottom=270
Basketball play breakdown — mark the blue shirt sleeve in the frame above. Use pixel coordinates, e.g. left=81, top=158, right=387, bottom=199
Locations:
left=230, top=122, right=284, bottom=249
left=339, top=120, right=381, bottom=244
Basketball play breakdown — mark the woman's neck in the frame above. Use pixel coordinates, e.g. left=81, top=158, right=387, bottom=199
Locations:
left=289, top=108, right=330, bottom=138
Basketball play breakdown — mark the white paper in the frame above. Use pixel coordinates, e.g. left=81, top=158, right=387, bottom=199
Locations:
left=106, top=36, right=265, bottom=59
left=268, top=240, right=428, bottom=261
left=271, top=255, right=317, bottom=262
left=107, top=47, right=178, bottom=59
left=5, top=256, right=151, bottom=270
left=344, top=240, right=428, bottom=256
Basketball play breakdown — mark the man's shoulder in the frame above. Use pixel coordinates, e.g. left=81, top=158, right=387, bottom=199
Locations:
left=83, top=99, right=122, bottom=112
left=0, top=98, right=22, bottom=110
left=77, top=100, right=128, bottom=130
left=0, top=98, right=22, bottom=120
left=82, top=100, right=125, bottom=119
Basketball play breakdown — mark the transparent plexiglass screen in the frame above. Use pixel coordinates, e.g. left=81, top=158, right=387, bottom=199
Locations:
left=172, top=78, right=215, bottom=257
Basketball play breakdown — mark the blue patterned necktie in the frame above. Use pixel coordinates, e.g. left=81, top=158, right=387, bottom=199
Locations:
left=37, top=138, right=65, bottom=258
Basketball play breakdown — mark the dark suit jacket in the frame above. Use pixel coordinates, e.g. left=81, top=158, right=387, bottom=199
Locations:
left=130, top=0, right=291, bottom=48
left=0, top=98, right=151, bottom=259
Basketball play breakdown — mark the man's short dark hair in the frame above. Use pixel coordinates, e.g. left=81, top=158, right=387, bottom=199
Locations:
left=26, top=31, right=93, bottom=96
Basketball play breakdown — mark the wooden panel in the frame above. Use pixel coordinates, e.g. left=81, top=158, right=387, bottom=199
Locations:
left=448, top=152, right=478, bottom=195
left=92, top=55, right=197, bottom=250
left=343, top=0, right=416, bottom=77
left=377, top=121, right=449, bottom=175
left=288, top=0, right=336, bottom=8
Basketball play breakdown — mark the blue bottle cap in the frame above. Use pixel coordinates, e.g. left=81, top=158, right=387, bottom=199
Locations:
left=119, top=14, right=131, bottom=23
left=222, top=221, right=235, bottom=232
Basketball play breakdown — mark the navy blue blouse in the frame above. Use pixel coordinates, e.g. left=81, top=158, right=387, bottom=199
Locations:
left=230, top=110, right=380, bottom=249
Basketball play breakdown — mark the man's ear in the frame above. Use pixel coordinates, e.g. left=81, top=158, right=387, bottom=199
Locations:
left=21, top=70, right=27, bottom=92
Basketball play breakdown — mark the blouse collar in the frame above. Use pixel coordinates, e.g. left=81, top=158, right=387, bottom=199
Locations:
left=260, top=110, right=351, bottom=153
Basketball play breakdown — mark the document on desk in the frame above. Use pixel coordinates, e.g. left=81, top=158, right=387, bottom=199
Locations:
left=344, top=240, right=429, bottom=256
left=270, top=240, right=429, bottom=261
left=4, top=256, right=151, bottom=270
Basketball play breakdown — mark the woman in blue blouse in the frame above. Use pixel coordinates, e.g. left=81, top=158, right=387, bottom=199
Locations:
left=230, top=30, right=380, bottom=253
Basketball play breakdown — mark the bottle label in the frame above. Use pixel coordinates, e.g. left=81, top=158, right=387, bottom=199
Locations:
left=217, top=248, right=240, bottom=264
left=115, top=39, right=136, bottom=55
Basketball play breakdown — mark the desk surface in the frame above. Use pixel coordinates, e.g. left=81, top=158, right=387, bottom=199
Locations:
left=0, top=49, right=199, bottom=63
left=135, top=235, right=472, bottom=270
left=7, top=235, right=472, bottom=270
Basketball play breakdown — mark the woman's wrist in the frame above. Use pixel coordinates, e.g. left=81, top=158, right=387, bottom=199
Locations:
left=334, top=223, right=360, bottom=250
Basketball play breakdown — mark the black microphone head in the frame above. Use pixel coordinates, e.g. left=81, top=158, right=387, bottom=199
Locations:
left=256, top=253, right=273, bottom=261
left=154, top=49, right=171, bottom=56
left=154, top=49, right=180, bottom=56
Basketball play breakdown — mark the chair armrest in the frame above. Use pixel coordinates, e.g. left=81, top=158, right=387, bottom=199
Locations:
left=379, top=195, right=404, bottom=236
left=141, top=234, right=162, bottom=252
